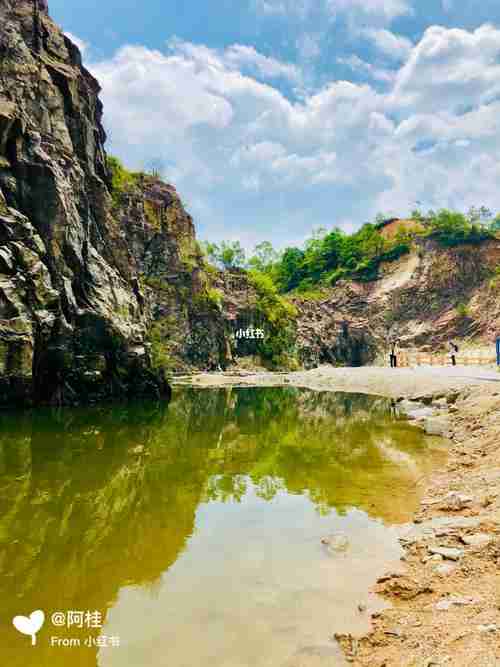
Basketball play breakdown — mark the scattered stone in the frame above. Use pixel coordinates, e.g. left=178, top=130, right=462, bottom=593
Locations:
left=460, top=533, right=492, bottom=548
left=424, top=416, right=451, bottom=437
left=321, top=533, right=349, bottom=553
left=377, top=576, right=433, bottom=600
left=423, top=553, right=443, bottom=564
left=436, top=596, right=479, bottom=611
left=384, top=628, right=403, bottom=638
left=376, top=571, right=405, bottom=583
left=435, top=563, right=456, bottom=576
left=428, top=546, right=464, bottom=561
left=439, top=492, right=474, bottom=511
left=477, top=624, right=498, bottom=633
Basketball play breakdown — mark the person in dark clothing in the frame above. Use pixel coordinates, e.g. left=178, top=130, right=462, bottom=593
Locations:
left=390, top=339, right=399, bottom=368
left=449, top=341, right=459, bottom=366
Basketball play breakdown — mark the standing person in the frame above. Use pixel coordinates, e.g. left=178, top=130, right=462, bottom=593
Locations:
left=449, top=341, right=459, bottom=366
left=390, top=339, right=399, bottom=368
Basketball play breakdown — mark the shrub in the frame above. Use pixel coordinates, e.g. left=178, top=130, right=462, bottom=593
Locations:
left=106, top=155, right=140, bottom=207
left=425, top=209, right=493, bottom=247
left=248, top=270, right=298, bottom=368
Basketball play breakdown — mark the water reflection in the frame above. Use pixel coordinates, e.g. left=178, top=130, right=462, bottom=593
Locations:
left=0, top=388, right=446, bottom=666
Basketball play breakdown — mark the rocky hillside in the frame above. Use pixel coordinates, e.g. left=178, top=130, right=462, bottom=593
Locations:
left=293, top=236, right=500, bottom=367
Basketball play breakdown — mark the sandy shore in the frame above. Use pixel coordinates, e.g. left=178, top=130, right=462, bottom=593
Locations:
left=175, top=365, right=500, bottom=666
left=174, top=364, right=499, bottom=399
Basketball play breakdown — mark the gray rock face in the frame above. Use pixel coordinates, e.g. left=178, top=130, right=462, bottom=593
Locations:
left=0, top=1, right=169, bottom=405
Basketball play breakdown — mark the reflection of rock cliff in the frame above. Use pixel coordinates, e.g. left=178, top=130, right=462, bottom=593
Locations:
left=0, top=402, right=208, bottom=665
left=0, top=387, right=443, bottom=663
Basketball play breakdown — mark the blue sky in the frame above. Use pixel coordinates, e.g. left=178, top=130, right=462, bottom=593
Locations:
left=50, top=0, right=500, bottom=248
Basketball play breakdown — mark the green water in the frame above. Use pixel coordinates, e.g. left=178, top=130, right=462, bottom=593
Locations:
left=0, top=387, right=446, bottom=666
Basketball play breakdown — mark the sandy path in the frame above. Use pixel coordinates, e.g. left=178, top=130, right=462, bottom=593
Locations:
left=173, top=364, right=499, bottom=399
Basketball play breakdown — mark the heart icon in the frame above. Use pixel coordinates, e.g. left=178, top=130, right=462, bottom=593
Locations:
left=13, top=610, right=45, bottom=646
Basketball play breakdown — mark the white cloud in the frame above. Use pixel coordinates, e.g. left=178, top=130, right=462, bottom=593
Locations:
left=361, top=29, right=413, bottom=60
left=64, top=31, right=88, bottom=55
left=327, top=0, right=412, bottom=22
left=223, top=45, right=302, bottom=83
left=255, top=0, right=411, bottom=24
left=91, top=25, right=500, bottom=247
left=392, top=24, right=500, bottom=114
left=337, top=55, right=395, bottom=82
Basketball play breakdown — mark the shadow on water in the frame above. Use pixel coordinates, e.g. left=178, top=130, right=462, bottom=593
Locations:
left=0, top=387, right=447, bottom=666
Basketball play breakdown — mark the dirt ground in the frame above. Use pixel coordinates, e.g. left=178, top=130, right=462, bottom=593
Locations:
left=174, top=365, right=500, bottom=666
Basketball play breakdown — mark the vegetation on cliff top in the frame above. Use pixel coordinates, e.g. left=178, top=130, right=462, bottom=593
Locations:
left=203, top=206, right=498, bottom=295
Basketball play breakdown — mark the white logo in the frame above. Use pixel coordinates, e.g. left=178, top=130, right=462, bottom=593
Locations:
left=13, top=610, right=45, bottom=646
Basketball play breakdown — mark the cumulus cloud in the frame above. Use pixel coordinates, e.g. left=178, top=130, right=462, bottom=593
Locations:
left=336, top=55, right=395, bottom=82
left=91, top=26, right=500, bottom=247
left=361, top=29, right=413, bottom=60
left=254, top=0, right=411, bottom=24
left=223, top=45, right=302, bottom=83
left=327, top=0, right=412, bottom=22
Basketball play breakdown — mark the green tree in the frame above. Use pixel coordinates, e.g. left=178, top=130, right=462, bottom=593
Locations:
left=278, top=247, right=305, bottom=292
left=247, top=241, right=280, bottom=273
left=218, top=240, right=246, bottom=269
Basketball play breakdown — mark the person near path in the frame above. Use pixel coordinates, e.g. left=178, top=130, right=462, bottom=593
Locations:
left=449, top=341, right=459, bottom=366
left=390, top=339, right=399, bottom=368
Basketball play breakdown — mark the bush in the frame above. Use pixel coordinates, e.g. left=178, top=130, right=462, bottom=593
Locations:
left=489, top=266, right=500, bottom=289
left=425, top=209, right=493, bottom=247
left=106, top=155, right=140, bottom=207
left=248, top=270, right=298, bottom=368
left=193, top=287, right=224, bottom=311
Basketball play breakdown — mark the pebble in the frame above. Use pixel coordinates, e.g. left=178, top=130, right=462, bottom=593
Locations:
left=435, top=596, right=479, bottom=611
left=428, top=546, right=464, bottom=561
left=423, top=416, right=451, bottom=437
left=435, top=563, right=456, bottom=576
left=321, top=533, right=350, bottom=553
left=477, top=624, right=498, bottom=633
left=423, top=554, right=443, bottom=563
left=460, top=533, right=492, bottom=548
left=439, top=492, right=474, bottom=511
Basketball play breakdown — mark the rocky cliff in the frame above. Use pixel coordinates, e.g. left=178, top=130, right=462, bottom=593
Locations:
left=292, top=237, right=500, bottom=367
left=0, top=0, right=177, bottom=405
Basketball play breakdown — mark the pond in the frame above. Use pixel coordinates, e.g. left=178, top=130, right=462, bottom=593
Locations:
left=0, top=387, right=447, bottom=666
